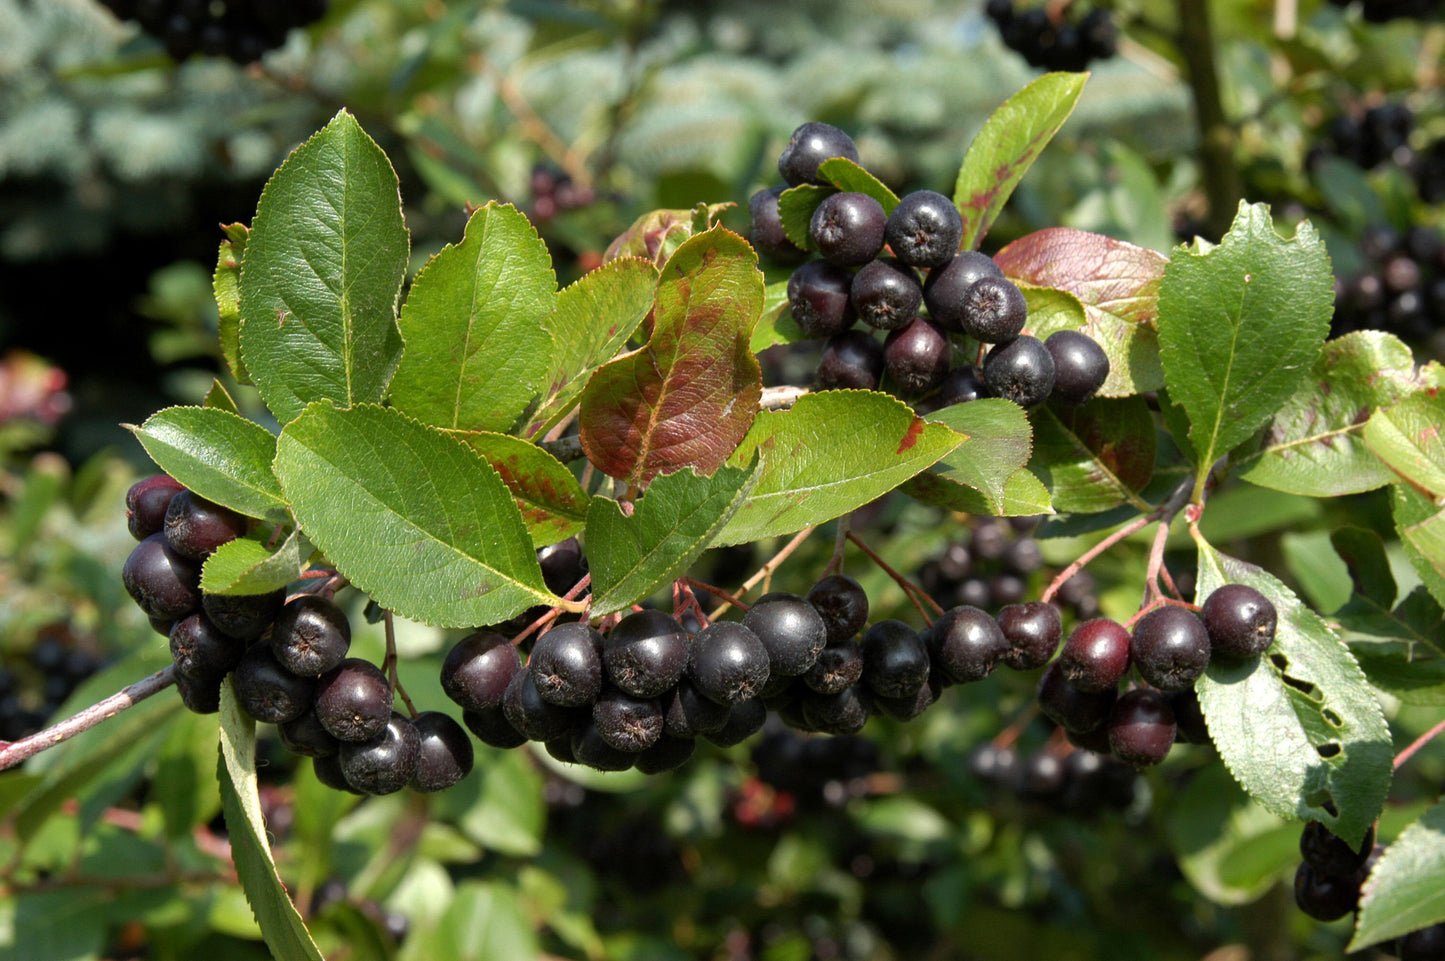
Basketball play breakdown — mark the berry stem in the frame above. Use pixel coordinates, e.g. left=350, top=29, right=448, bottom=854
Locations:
left=681, top=577, right=750, bottom=613
left=846, top=530, right=944, bottom=622
left=708, top=526, right=817, bottom=620
left=382, top=611, right=419, bottom=719
left=823, top=515, right=851, bottom=577
left=1394, top=716, right=1445, bottom=771
left=673, top=580, right=711, bottom=630
left=0, top=665, right=177, bottom=772
left=1041, top=513, right=1153, bottom=604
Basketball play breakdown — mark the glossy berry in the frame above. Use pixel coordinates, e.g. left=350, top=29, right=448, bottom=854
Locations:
left=503, top=667, right=581, bottom=742
left=930, top=605, right=1007, bottom=684
left=1107, top=688, right=1177, bottom=767
left=689, top=621, right=771, bottom=705
left=743, top=593, right=828, bottom=677
left=960, top=276, right=1028, bottom=343
left=884, top=316, right=952, bottom=395
left=528, top=622, right=604, bottom=707
left=163, top=490, right=248, bottom=560
left=810, top=191, right=887, bottom=267
left=174, top=668, right=224, bottom=715
left=787, top=260, right=855, bottom=338
left=1045, top=330, right=1110, bottom=404
left=634, top=734, right=697, bottom=774
left=123, top=533, right=203, bottom=620
left=886, top=189, right=964, bottom=269
left=663, top=680, right=731, bottom=738
left=593, top=686, right=664, bottom=753
left=1058, top=617, right=1132, bottom=693
left=802, top=642, right=864, bottom=695
left=603, top=609, right=691, bottom=698
left=817, top=329, right=885, bottom=391
left=339, top=713, right=420, bottom=795
left=800, top=684, right=870, bottom=735
left=1292, top=862, right=1362, bottom=921
left=462, top=704, right=528, bottom=749
left=570, top=722, right=635, bottom=771
left=851, top=258, right=923, bottom=331
left=1300, top=820, right=1376, bottom=878
left=996, top=601, right=1061, bottom=670
left=778, top=122, right=859, bottom=186
left=807, top=574, right=870, bottom=643
left=232, top=644, right=315, bottom=725
left=924, top=251, right=1004, bottom=333
left=313, top=753, right=363, bottom=795
left=409, top=711, right=474, bottom=792
left=278, top=706, right=339, bottom=758
left=169, top=613, right=246, bottom=680
left=983, top=335, right=1056, bottom=408
left=201, top=588, right=285, bottom=641
left=1037, top=662, right=1117, bottom=734
left=749, top=186, right=807, bottom=263
left=537, top=536, right=588, bottom=597
left=704, top=696, right=768, bottom=748
left=271, top=594, right=352, bottom=677
left=440, top=630, right=522, bottom=713
left=861, top=620, right=930, bottom=698
left=1131, top=606, right=1211, bottom=691
left=314, top=658, right=393, bottom=743
left=935, top=365, right=989, bottom=407
left=126, top=474, right=185, bottom=540
left=873, top=673, right=941, bottom=721
left=1201, top=584, right=1277, bottom=659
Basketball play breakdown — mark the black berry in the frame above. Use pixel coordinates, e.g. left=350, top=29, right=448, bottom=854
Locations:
left=603, top=609, right=691, bottom=699
left=1045, top=330, right=1110, bottom=404
left=778, top=122, right=860, bottom=187
left=960, top=276, right=1028, bottom=343
left=810, top=191, right=887, bottom=267
left=169, top=613, right=246, bottom=679
left=749, top=186, right=807, bottom=263
left=803, top=642, right=864, bottom=695
left=232, top=643, right=315, bottom=725
left=883, top=316, right=952, bottom=395
left=1201, top=584, right=1277, bottom=660
left=592, top=686, right=664, bottom=753
left=1107, top=688, right=1177, bottom=767
left=1292, top=861, right=1362, bottom=921
left=851, top=258, right=923, bottom=331
left=689, top=621, right=771, bottom=705
left=1037, top=661, right=1117, bottom=733
left=787, top=260, right=856, bottom=338
left=201, top=588, right=285, bottom=642
left=441, top=630, right=522, bottom=713
left=314, top=658, right=393, bottom=743
left=1130, top=606, right=1211, bottom=691
left=816, top=330, right=885, bottom=391
left=996, top=600, right=1061, bottom=670
left=1300, top=820, right=1376, bottom=878
left=929, top=605, right=1007, bottom=684
left=409, top=711, right=474, bottom=792
left=806, top=574, right=870, bottom=643
left=886, top=190, right=964, bottom=269
left=271, top=594, right=352, bottom=677
left=861, top=620, right=930, bottom=699
left=528, top=622, right=604, bottom=707
left=924, top=251, right=1004, bottom=333
left=983, top=335, right=1056, bottom=408
left=742, top=593, right=828, bottom=677
left=1057, top=617, right=1132, bottom=692
left=126, top=474, right=185, bottom=541
left=163, top=490, right=249, bottom=560
left=123, top=533, right=203, bottom=620
left=339, top=712, right=420, bottom=795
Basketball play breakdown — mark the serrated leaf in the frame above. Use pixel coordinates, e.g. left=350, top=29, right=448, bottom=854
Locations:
left=1018, top=283, right=1087, bottom=336
left=1194, top=541, right=1392, bottom=848
left=1364, top=386, right=1445, bottom=498
left=390, top=203, right=558, bottom=433
left=899, top=467, right=1053, bottom=517
left=239, top=110, right=408, bottom=424
left=129, top=406, right=287, bottom=523
left=1352, top=802, right=1445, bottom=949
left=449, top=431, right=591, bottom=545
left=1029, top=397, right=1155, bottom=513
left=777, top=184, right=833, bottom=250
left=1167, top=763, right=1300, bottom=906
left=214, top=222, right=250, bottom=385
left=924, top=398, right=1033, bottom=513
left=579, top=227, right=763, bottom=488
left=529, top=256, right=658, bottom=436
left=995, top=226, right=1168, bottom=396
left=217, top=681, right=326, bottom=961
left=1393, top=484, right=1445, bottom=609
left=1157, top=203, right=1334, bottom=473
left=816, top=157, right=899, bottom=213
left=273, top=403, right=553, bottom=628
left=954, top=72, right=1088, bottom=251
left=587, top=462, right=759, bottom=614
left=201, top=530, right=305, bottom=595
left=203, top=379, right=241, bottom=415
left=603, top=205, right=730, bottom=267
left=717, top=391, right=964, bottom=545
left=1238, top=332, right=1420, bottom=496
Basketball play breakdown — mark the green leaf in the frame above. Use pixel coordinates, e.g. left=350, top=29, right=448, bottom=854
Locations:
left=1029, top=397, right=1155, bottom=513
left=1352, top=801, right=1445, bottom=949
left=390, top=203, right=558, bottom=433
left=1157, top=203, right=1334, bottom=476
left=203, top=378, right=241, bottom=415
left=239, top=110, right=408, bottom=424
left=214, top=222, right=250, bottom=385
left=1017, top=283, right=1087, bottom=336
left=129, top=406, right=287, bottom=523
left=1352, top=646, right=1445, bottom=705
left=777, top=184, right=834, bottom=250
left=1393, top=484, right=1445, bottom=610
left=816, top=157, right=900, bottom=213
left=1167, top=763, right=1300, bottom=906
left=217, top=680, right=326, bottom=961
left=273, top=403, right=553, bottom=628
left=1194, top=540, right=1392, bottom=848
left=954, top=72, right=1088, bottom=251
left=900, top=467, right=1053, bottom=516
left=924, top=398, right=1033, bottom=513
left=529, top=256, right=658, bottom=435
left=3, top=890, right=107, bottom=961
left=154, top=709, right=222, bottom=839
left=750, top=280, right=806, bottom=355
left=1365, top=386, right=1445, bottom=498
left=1332, top=526, right=1398, bottom=610
left=448, top=431, right=591, bottom=546
left=994, top=226, right=1169, bottom=396
left=1238, top=331, right=1421, bottom=496
left=432, top=747, right=544, bottom=857
left=201, top=529, right=306, bottom=595
left=718, top=391, right=964, bottom=545
left=397, top=880, right=539, bottom=961
left=587, top=462, right=760, bottom=614
left=579, top=227, right=763, bottom=488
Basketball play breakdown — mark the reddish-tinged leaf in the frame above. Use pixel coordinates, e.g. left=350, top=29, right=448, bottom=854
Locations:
left=579, top=227, right=764, bottom=488
left=603, top=204, right=732, bottom=268
left=995, top=226, right=1169, bottom=396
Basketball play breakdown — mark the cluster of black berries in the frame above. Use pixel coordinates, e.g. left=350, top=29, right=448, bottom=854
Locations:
left=96, top=0, right=328, bottom=64
left=985, top=0, right=1119, bottom=72
left=752, top=122, right=1110, bottom=412
left=969, top=741, right=1137, bottom=816
left=1319, top=102, right=1416, bottom=173
left=750, top=729, right=881, bottom=808
left=527, top=164, right=598, bottom=223
left=1331, top=225, right=1445, bottom=345
left=119, top=474, right=474, bottom=795
left=0, top=630, right=106, bottom=742
left=919, top=516, right=1099, bottom=619
left=1036, top=585, right=1276, bottom=768
left=1326, top=0, right=1444, bottom=22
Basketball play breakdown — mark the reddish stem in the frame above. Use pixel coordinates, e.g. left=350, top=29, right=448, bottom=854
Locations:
left=1395, top=716, right=1445, bottom=770
left=1040, top=512, right=1154, bottom=604
left=846, top=530, right=943, bottom=623
left=0, top=665, right=177, bottom=772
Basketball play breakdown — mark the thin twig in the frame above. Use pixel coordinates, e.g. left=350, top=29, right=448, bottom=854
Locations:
left=382, top=612, right=419, bottom=718
left=824, top=515, right=851, bottom=577
left=846, top=530, right=944, bottom=622
left=0, top=665, right=177, bottom=771
left=708, top=527, right=817, bottom=620
left=681, top=577, right=750, bottom=614
left=1395, top=717, right=1445, bottom=771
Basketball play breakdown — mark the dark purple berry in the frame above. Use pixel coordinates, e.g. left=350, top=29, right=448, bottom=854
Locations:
left=816, top=329, right=885, bottom=391
left=1399, top=922, right=1445, bottom=961
left=502, top=667, right=582, bottom=742
left=851, top=258, right=923, bottom=331
left=1037, top=661, right=1117, bottom=734
left=409, top=711, right=474, bottom=792
left=810, top=192, right=887, bottom=267
left=749, top=186, right=807, bottom=263
left=339, top=713, right=420, bottom=795
left=441, top=630, right=522, bottom=713
left=960, top=276, right=1028, bottom=343
left=663, top=679, right=732, bottom=738
left=802, top=641, right=864, bottom=694
left=1045, top=330, right=1109, bottom=404
left=271, top=594, right=352, bottom=677
left=1057, top=617, right=1131, bottom=692
left=778, top=122, right=860, bottom=187
left=201, top=588, right=285, bottom=641
left=996, top=601, right=1061, bottom=670
left=126, top=475, right=185, bottom=541
left=123, top=533, right=203, bottom=620
left=800, top=684, right=870, bottom=735
left=742, top=593, right=828, bottom=677
left=1292, top=861, right=1363, bottom=921
left=806, top=574, right=870, bottom=643
left=462, top=704, right=528, bottom=749
left=1131, top=606, right=1211, bottom=691
left=884, top=316, right=952, bottom=395
left=703, top=696, right=768, bottom=748
left=886, top=190, right=963, bottom=269
left=570, top=722, right=635, bottom=771
left=174, top=668, right=224, bottom=714
left=983, top=335, right=1056, bottom=408
left=1168, top=687, right=1210, bottom=744
left=924, top=251, right=1004, bottom=333
left=314, top=658, right=393, bottom=743
left=861, top=620, right=930, bottom=699
left=930, top=605, right=1007, bottom=684
left=633, top=734, right=696, bottom=774
left=1201, top=584, right=1277, bottom=660
left=787, top=260, right=855, bottom=338
left=163, top=490, right=248, bottom=560
left=603, top=609, right=690, bottom=699
left=1300, top=820, right=1376, bottom=878
left=1107, top=688, right=1176, bottom=767
left=169, top=613, right=246, bottom=679
left=873, top=673, right=941, bottom=721
left=688, top=621, right=770, bottom=705
left=935, top=365, right=989, bottom=407
left=592, top=686, right=663, bottom=753
left=232, top=644, right=315, bottom=724
left=313, top=753, right=363, bottom=794
left=278, top=705, right=339, bottom=758
left=537, top=536, right=588, bottom=598
left=528, top=622, right=604, bottom=707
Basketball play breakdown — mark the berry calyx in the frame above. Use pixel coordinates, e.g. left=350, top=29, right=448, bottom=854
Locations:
left=851, top=258, right=923, bottom=331
left=959, top=276, right=1029, bottom=344
left=271, top=594, right=352, bottom=677
left=983, top=335, right=1056, bottom=408
left=809, top=191, right=887, bottom=267
left=886, top=189, right=964, bottom=269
